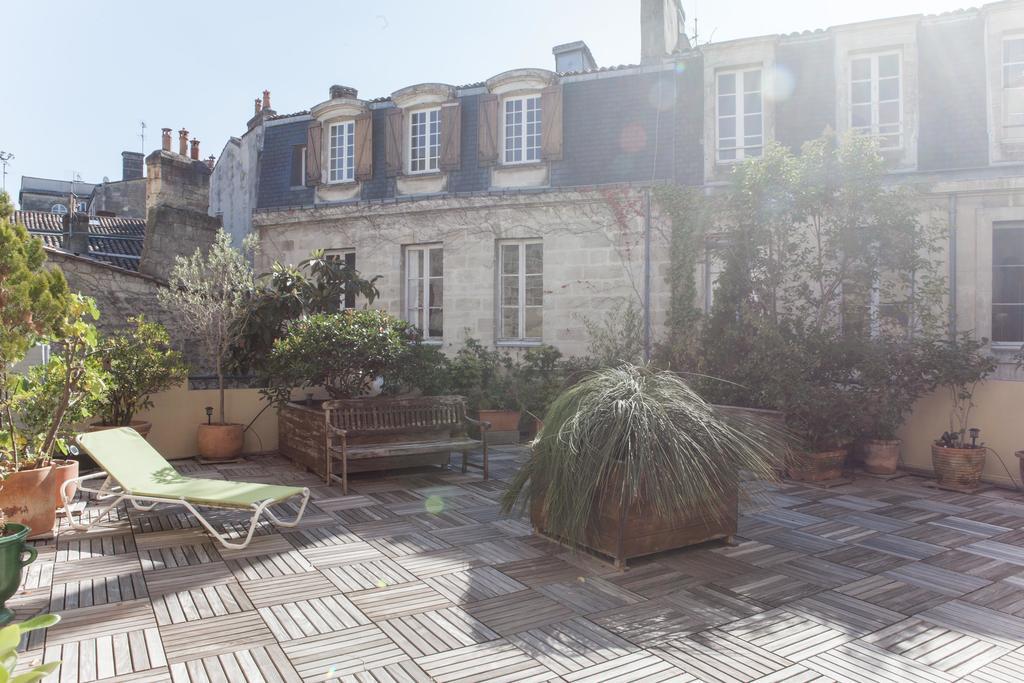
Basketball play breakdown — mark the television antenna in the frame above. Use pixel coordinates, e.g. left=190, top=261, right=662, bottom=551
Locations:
left=140, top=121, right=147, bottom=153
left=0, top=151, right=12, bottom=193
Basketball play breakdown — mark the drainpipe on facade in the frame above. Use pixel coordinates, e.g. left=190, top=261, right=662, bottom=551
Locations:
left=643, top=189, right=653, bottom=362
left=948, top=193, right=957, bottom=340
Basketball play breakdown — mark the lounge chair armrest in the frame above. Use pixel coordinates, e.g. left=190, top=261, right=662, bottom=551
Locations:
left=464, top=416, right=492, bottom=431
left=327, top=425, right=348, bottom=436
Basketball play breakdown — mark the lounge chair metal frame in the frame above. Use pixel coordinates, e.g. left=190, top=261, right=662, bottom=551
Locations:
left=61, top=471, right=311, bottom=551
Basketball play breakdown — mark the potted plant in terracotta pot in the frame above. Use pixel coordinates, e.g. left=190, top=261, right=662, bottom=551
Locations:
left=502, top=365, right=787, bottom=569
left=159, top=231, right=256, bottom=461
left=921, top=333, right=996, bottom=492
left=88, top=316, right=188, bottom=440
left=449, top=338, right=522, bottom=443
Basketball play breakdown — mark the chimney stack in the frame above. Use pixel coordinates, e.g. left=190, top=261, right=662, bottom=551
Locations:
left=262, top=90, right=272, bottom=111
left=161, top=128, right=172, bottom=152
left=205, top=155, right=216, bottom=170
left=178, top=129, right=189, bottom=156
left=552, top=41, right=597, bottom=73
left=640, top=0, right=687, bottom=64
left=67, top=211, right=90, bottom=255
left=190, top=139, right=200, bottom=160
left=329, top=85, right=358, bottom=100
left=254, top=98, right=262, bottom=116
left=122, top=151, right=144, bottom=180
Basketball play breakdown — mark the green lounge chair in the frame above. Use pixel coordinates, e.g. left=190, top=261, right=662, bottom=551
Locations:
left=68, top=427, right=310, bottom=550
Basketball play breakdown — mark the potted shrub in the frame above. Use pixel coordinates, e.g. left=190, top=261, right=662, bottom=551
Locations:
left=0, top=613, right=61, bottom=676
left=515, top=345, right=567, bottom=438
left=159, top=231, right=255, bottom=461
left=89, top=316, right=187, bottom=439
left=858, top=339, right=932, bottom=475
left=922, top=333, right=996, bottom=491
left=448, top=338, right=521, bottom=441
left=0, top=512, right=38, bottom=626
left=502, top=365, right=785, bottom=569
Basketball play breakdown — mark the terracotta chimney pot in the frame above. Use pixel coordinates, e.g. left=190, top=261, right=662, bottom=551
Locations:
left=190, top=139, right=200, bottom=160
left=178, top=129, right=189, bottom=156
left=161, top=128, right=172, bottom=152
left=262, top=90, right=271, bottom=111
left=254, top=98, right=262, bottom=115
left=205, top=154, right=216, bottom=170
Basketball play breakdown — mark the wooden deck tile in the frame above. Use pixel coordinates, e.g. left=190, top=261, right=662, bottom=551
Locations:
left=168, top=644, right=300, bottom=683
left=863, top=617, right=1009, bottom=677
left=160, top=610, right=276, bottom=664
left=348, top=581, right=453, bottom=621
left=653, top=629, right=793, bottom=681
left=787, top=591, right=905, bottom=637
left=721, top=609, right=853, bottom=662
left=380, top=607, right=499, bottom=658
left=240, top=571, right=341, bottom=608
left=464, top=589, right=577, bottom=637
left=53, top=553, right=144, bottom=584
left=961, top=649, right=1024, bottom=683
left=835, top=575, right=948, bottom=614
left=280, top=625, right=407, bottom=680
left=50, top=573, right=148, bottom=611
left=507, top=617, right=636, bottom=676
left=537, top=577, right=646, bottom=615
left=260, top=594, right=370, bottom=640
left=415, top=640, right=558, bottom=683
left=44, top=627, right=167, bottom=682
left=713, top=569, right=825, bottom=606
left=918, top=600, right=1024, bottom=648
left=301, top=541, right=387, bottom=568
left=493, top=555, right=587, bottom=588
left=561, top=650, right=690, bottom=682
left=323, top=558, right=418, bottom=593
left=152, top=581, right=254, bottom=626
left=48, top=599, right=158, bottom=645
left=801, top=640, right=957, bottom=683
left=424, top=566, right=526, bottom=604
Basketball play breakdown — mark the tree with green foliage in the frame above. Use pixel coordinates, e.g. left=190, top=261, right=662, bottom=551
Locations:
left=159, top=230, right=255, bottom=425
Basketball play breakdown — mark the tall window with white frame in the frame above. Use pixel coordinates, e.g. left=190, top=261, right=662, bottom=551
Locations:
left=993, top=223, right=1024, bottom=344
left=409, top=109, right=440, bottom=173
left=503, top=96, right=542, bottom=164
left=850, top=52, right=902, bottom=150
left=498, top=240, right=543, bottom=342
left=328, top=121, right=355, bottom=183
left=716, top=68, right=763, bottom=162
left=405, top=245, right=443, bottom=340
left=1003, top=37, right=1024, bottom=128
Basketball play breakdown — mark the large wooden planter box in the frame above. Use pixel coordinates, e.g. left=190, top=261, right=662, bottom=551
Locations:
left=278, top=400, right=456, bottom=479
left=530, top=476, right=737, bottom=569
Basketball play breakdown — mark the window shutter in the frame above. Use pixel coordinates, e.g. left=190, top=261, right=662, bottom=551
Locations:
left=354, top=112, right=373, bottom=181
left=478, top=94, right=500, bottom=166
left=541, top=85, right=563, bottom=161
left=305, top=123, right=322, bottom=186
left=439, top=102, right=462, bottom=171
left=385, top=107, right=404, bottom=177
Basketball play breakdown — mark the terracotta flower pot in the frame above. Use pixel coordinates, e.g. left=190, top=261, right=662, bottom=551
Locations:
left=863, top=439, right=901, bottom=475
left=932, top=444, right=985, bottom=491
left=51, top=459, right=80, bottom=509
left=87, top=420, right=153, bottom=439
left=477, top=409, right=521, bottom=433
left=0, top=465, right=57, bottom=540
left=787, top=449, right=847, bottom=482
left=197, top=423, right=245, bottom=461
left=0, top=523, right=37, bottom=625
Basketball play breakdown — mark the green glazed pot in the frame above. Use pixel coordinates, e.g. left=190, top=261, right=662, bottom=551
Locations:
left=0, top=523, right=37, bottom=625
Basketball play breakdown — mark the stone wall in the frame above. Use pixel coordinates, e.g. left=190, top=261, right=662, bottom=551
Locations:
left=90, top=178, right=146, bottom=218
left=254, top=188, right=671, bottom=359
left=209, top=127, right=263, bottom=248
left=139, top=204, right=219, bottom=281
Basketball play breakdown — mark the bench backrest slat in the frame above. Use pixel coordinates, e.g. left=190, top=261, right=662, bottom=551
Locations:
left=323, top=395, right=468, bottom=435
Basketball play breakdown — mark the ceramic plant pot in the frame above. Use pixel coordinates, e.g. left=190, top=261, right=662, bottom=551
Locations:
left=0, top=523, right=37, bottom=625
left=932, top=444, right=985, bottom=491
left=477, top=410, right=522, bottom=433
left=51, top=459, right=80, bottom=509
left=863, top=439, right=901, bottom=475
left=0, top=465, right=57, bottom=540
left=197, top=423, right=245, bottom=461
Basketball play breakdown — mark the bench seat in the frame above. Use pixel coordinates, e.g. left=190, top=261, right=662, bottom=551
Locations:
left=341, top=436, right=482, bottom=460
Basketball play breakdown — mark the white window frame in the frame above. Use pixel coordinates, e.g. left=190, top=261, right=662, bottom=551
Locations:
left=502, top=95, right=542, bottom=165
left=408, top=108, right=441, bottom=174
left=497, top=239, right=543, bottom=343
left=291, top=146, right=306, bottom=188
left=992, top=222, right=1024, bottom=345
left=404, top=245, right=444, bottom=341
left=328, top=120, right=355, bottom=183
left=715, top=68, right=763, bottom=163
left=1003, top=36, right=1024, bottom=128
left=849, top=51, right=903, bottom=151
left=50, top=203, right=67, bottom=214
left=75, top=201, right=88, bottom=212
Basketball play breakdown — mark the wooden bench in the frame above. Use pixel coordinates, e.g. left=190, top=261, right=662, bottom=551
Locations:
left=323, top=396, right=489, bottom=494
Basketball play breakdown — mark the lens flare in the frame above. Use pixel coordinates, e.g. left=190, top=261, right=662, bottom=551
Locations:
left=620, top=122, right=648, bottom=154
left=766, top=64, right=796, bottom=103
left=425, top=495, right=445, bottom=514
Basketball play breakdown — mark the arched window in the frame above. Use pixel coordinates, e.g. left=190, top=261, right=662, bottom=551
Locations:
left=50, top=203, right=68, bottom=214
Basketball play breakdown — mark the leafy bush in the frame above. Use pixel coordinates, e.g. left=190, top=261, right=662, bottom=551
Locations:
left=93, top=316, right=188, bottom=426
left=501, top=364, right=787, bottom=542
left=917, top=332, right=996, bottom=447
left=263, top=310, right=415, bottom=402
left=447, top=338, right=518, bottom=411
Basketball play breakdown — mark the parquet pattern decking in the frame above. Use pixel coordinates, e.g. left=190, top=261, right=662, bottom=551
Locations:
left=11, top=446, right=1024, bottom=682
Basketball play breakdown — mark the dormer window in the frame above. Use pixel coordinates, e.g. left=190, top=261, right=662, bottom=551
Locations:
left=50, top=203, right=67, bottom=214
left=328, top=121, right=355, bottom=183
left=1003, top=37, right=1024, bottom=128
left=850, top=52, right=902, bottom=150
left=409, top=108, right=441, bottom=174
left=503, top=95, right=542, bottom=164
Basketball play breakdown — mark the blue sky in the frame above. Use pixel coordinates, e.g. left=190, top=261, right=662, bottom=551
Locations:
left=2, top=0, right=974, bottom=200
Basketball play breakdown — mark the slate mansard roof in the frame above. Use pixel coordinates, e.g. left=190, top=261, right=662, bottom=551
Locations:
left=14, top=210, right=146, bottom=272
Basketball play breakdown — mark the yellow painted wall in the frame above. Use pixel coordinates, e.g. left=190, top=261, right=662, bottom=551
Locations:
left=898, top=380, right=1023, bottom=489
left=132, top=384, right=279, bottom=460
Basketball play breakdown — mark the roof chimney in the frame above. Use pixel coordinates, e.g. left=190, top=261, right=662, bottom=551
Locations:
left=262, top=90, right=272, bottom=111
left=329, top=85, right=358, bottom=100
left=67, top=211, right=90, bottom=256
left=178, top=129, right=189, bottom=156
left=254, top=98, right=262, bottom=116
left=190, top=139, right=200, bottom=160
left=552, top=41, right=597, bottom=73
left=161, top=128, right=172, bottom=152
left=205, top=155, right=216, bottom=170
left=640, top=0, right=687, bottom=64
left=122, top=151, right=144, bottom=180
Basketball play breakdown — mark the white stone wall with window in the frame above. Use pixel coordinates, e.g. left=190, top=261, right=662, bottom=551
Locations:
left=253, top=190, right=670, bottom=358
left=985, top=3, right=1024, bottom=164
